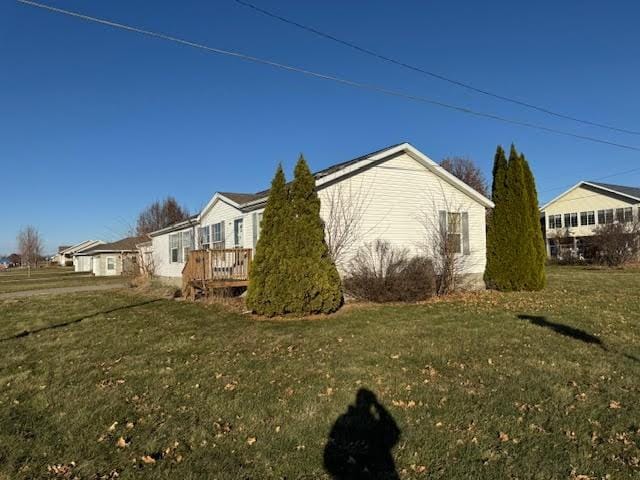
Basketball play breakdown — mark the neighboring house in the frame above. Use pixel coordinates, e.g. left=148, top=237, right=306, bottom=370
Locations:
left=76, top=236, right=146, bottom=276
left=55, top=240, right=104, bottom=268
left=540, top=181, right=640, bottom=258
left=0, top=257, right=9, bottom=270
left=149, top=143, right=494, bottom=288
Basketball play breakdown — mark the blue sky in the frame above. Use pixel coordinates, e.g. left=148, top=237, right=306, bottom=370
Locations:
left=1, top=0, right=639, bottom=254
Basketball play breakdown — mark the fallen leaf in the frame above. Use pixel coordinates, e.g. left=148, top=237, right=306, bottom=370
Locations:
left=141, top=455, right=156, bottom=464
left=498, top=432, right=509, bottom=442
left=609, top=400, right=621, bottom=409
left=247, top=437, right=257, bottom=445
left=108, top=422, right=118, bottom=432
left=116, top=437, right=128, bottom=448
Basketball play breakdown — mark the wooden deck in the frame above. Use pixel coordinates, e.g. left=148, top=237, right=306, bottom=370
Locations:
left=182, top=248, right=252, bottom=299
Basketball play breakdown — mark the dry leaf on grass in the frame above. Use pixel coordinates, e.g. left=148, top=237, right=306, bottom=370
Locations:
left=247, top=437, right=257, bottom=445
left=116, top=436, right=129, bottom=448
left=498, top=432, right=510, bottom=442
left=609, top=400, right=621, bottom=409
left=141, top=455, right=156, bottom=464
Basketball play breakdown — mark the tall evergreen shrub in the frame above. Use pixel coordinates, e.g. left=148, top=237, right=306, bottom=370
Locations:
left=286, top=156, right=343, bottom=314
left=485, top=144, right=546, bottom=291
left=246, top=165, right=292, bottom=316
left=247, top=157, right=342, bottom=316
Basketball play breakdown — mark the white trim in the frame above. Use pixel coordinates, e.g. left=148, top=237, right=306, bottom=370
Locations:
left=540, top=181, right=640, bottom=211
left=238, top=143, right=494, bottom=210
left=197, top=193, right=242, bottom=223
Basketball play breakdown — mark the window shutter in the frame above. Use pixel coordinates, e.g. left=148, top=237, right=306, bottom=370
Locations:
left=462, top=212, right=470, bottom=255
left=252, top=212, right=258, bottom=248
left=439, top=211, right=447, bottom=236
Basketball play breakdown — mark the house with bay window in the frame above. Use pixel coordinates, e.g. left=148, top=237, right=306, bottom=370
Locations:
left=148, top=143, right=494, bottom=289
left=540, top=181, right=640, bottom=258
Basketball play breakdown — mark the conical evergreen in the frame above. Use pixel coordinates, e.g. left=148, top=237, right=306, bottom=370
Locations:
left=484, top=146, right=509, bottom=288
left=485, top=144, right=546, bottom=291
left=522, top=154, right=546, bottom=290
left=246, top=164, right=293, bottom=316
left=286, top=155, right=343, bottom=314
left=504, top=145, right=530, bottom=290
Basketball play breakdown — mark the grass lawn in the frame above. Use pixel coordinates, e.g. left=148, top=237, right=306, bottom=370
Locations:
left=0, top=267, right=125, bottom=294
left=0, top=266, right=639, bottom=479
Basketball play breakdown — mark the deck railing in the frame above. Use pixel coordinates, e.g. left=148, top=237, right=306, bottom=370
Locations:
left=182, top=248, right=252, bottom=291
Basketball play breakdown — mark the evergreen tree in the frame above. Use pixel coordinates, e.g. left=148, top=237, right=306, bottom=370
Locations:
left=246, top=165, right=292, bottom=316
left=247, top=157, right=342, bottom=316
left=484, top=146, right=509, bottom=288
left=522, top=154, right=546, bottom=290
left=504, top=145, right=530, bottom=290
left=287, top=156, right=343, bottom=314
left=485, top=144, right=547, bottom=291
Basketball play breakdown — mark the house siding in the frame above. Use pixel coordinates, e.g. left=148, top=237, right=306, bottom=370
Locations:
left=149, top=149, right=489, bottom=285
left=318, top=152, right=487, bottom=274
left=541, top=184, right=640, bottom=257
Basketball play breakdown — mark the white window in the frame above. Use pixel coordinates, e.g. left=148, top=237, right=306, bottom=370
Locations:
left=625, top=207, right=633, bottom=223
left=548, top=214, right=562, bottom=229
left=565, top=212, right=578, bottom=228
left=580, top=211, right=595, bottom=226
left=169, top=233, right=181, bottom=263
left=257, top=212, right=264, bottom=240
left=234, top=218, right=244, bottom=247
left=447, top=212, right=462, bottom=254
left=621, top=207, right=633, bottom=223
left=211, top=222, right=225, bottom=249
left=182, top=230, right=194, bottom=261
left=106, top=257, right=116, bottom=271
left=198, top=226, right=211, bottom=249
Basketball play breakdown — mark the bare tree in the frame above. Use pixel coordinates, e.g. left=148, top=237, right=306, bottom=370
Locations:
left=418, top=183, right=480, bottom=294
left=136, top=196, right=190, bottom=236
left=440, top=156, right=488, bottom=198
left=322, top=181, right=376, bottom=268
left=591, top=221, right=640, bottom=267
left=17, top=226, right=43, bottom=274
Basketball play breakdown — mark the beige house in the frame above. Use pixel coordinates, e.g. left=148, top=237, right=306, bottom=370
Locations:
left=76, top=236, right=146, bottom=276
left=540, top=181, right=640, bottom=258
left=149, top=143, right=494, bottom=289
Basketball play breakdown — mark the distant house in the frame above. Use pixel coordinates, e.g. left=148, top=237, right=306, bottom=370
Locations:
left=54, top=240, right=104, bottom=268
left=540, top=181, right=640, bottom=258
left=76, top=236, right=147, bottom=276
left=0, top=257, right=10, bottom=270
left=148, top=143, right=494, bottom=289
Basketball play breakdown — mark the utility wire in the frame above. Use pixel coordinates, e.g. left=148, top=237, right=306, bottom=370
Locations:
left=234, top=0, right=640, bottom=136
left=539, top=165, right=640, bottom=194
left=17, top=0, right=640, bottom=154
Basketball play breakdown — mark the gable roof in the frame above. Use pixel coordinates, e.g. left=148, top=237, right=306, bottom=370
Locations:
left=587, top=181, right=640, bottom=201
left=192, top=143, right=493, bottom=223
left=59, top=240, right=104, bottom=255
left=78, top=236, right=148, bottom=255
left=540, top=180, right=640, bottom=211
left=147, top=214, right=199, bottom=237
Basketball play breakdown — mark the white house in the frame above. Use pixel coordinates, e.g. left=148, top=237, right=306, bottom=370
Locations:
left=540, top=181, right=640, bottom=258
left=75, top=236, right=146, bottom=276
left=54, top=240, right=104, bottom=268
left=149, top=143, right=494, bottom=288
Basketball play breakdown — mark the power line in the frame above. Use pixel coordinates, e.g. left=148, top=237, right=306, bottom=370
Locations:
left=539, top=165, right=640, bottom=194
left=234, top=0, right=640, bottom=137
left=17, top=0, right=640, bottom=154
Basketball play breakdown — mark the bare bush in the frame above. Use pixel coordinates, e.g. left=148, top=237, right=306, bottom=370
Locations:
left=592, top=221, right=640, bottom=267
left=343, top=240, right=436, bottom=302
left=420, top=207, right=471, bottom=295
